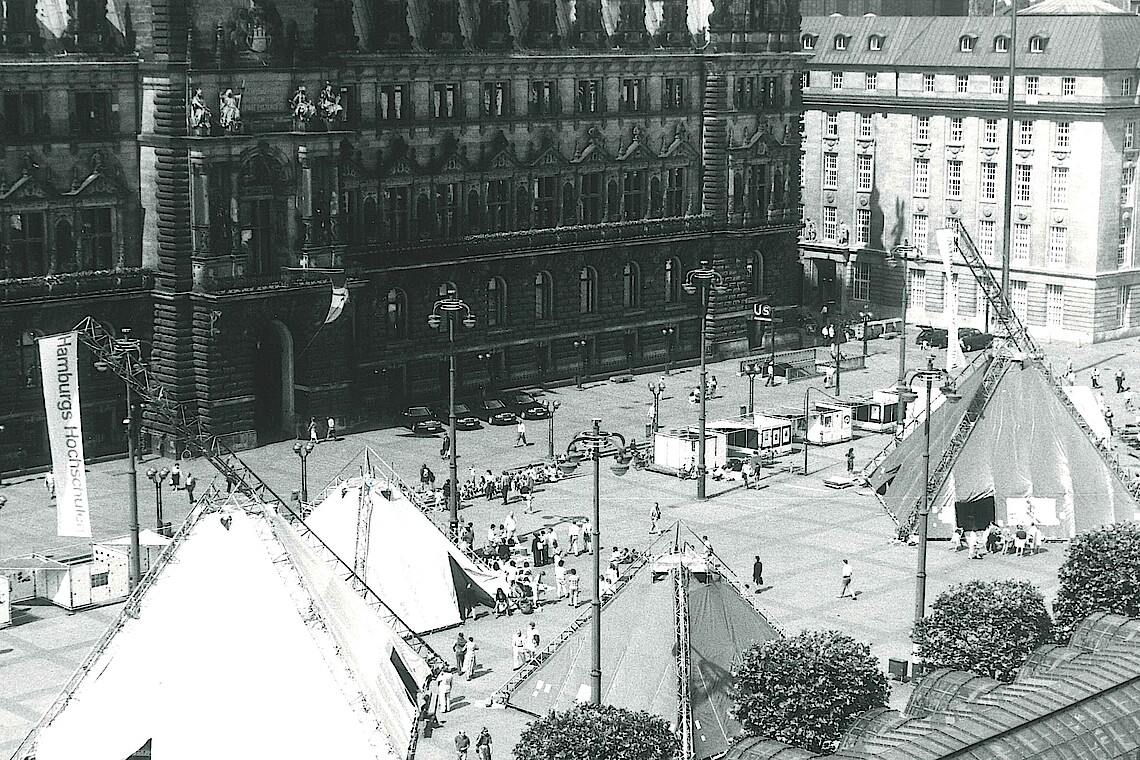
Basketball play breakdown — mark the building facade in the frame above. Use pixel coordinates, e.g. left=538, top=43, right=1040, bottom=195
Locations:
left=1, top=0, right=805, bottom=466
left=799, top=8, right=1140, bottom=343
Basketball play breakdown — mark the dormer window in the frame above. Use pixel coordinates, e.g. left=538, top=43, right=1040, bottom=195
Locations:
left=959, top=35, right=975, bottom=53
left=995, top=35, right=1009, bottom=53
left=1029, top=35, right=1047, bottom=53
left=868, top=34, right=883, bottom=51
left=834, top=34, right=849, bottom=51
left=801, top=33, right=816, bottom=50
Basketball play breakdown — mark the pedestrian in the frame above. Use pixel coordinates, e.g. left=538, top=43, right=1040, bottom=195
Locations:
left=752, top=555, right=764, bottom=590
left=1066, top=369, right=1077, bottom=387
left=650, top=502, right=661, bottom=534
left=309, top=416, right=319, bottom=443
left=524, top=491, right=534, bottom=514
left=567, top=568, right=580, bottom=606
left=455, top=731, right=470, bottom=760
left=555, top=558, right=567, bottom=598
left=646, top=404, right=655, bottom=437
left=44, top=471, right=55, bottom=500
left=582, top=519, right=592, bottom=553
left=502, top=474, right=511, bottom=506
left=452, top=633, right=467, bottom=671
left=1106, top=407, right=1115, bottom=434
left=709, top=375, right=718, bottom=397
left=326, top=415, right=336, bottom=441
left=1116, top=368, right=1127, bottom=393
left=504, top=511, right=517, bottom=543
left=462, top=636, right=478, bottom=680
left=1066, top=358, right=1074, bottom=377
left=515, top=419, right=528, bottom=447
left=765, top=360, right=775, bottom=386
left=838, top=559, right=856, bottom=599
left=1092, top=367, right=1101, bottom=388
left=845, top=447, right=855, bottom=473
left=441, top=433, right=451, bottom=459
left=421, top=463, right=433, bottom=488
left=1125, top=389, right=1135, bottom=412
left=526, top=621, right=540, bottom=656
left=702, top=535, right=714, bottom=560
left=476, top=727, right=492, bottom=760
left=185, top=473, right=197, bottom=504
left=530, top=532, right=542, bottom=566
left=532, top=569, right=544, bottom=609
left=545, top=528, right=557, bottom=565
left=424, top=673, right=439, bottom=732
left=437, top=667, right=454, bottom=715
left=170, top=462, right=182, bottom=490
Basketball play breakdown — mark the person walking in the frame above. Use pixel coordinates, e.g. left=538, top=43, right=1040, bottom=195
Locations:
left=838, top=559, right=856, bottom=600
left=309, top=416, right=319, bottom=443
left=476, top=728, right=493, bottom=760
left=845, top=447, right=855, bottom=474
left=44, top=471, right=55, bottom=500
left=752, top=555, right=764, bottom=590
left=649, top=502, right=661, bottom=534
left=582, top=519, right=592, bottom=553
left=455, top=731, right=471, bottom=760
left=1116, top=368, right=1127, bottom=393
left=1092, top=367, right=1101, bottom=389
left=526, top=622, right=540, bottom=658
left=170, top=462, right=182, bottom=490
left=554, top=558, right=567, bottom=599
left=764, top=360, right=776, bottom=386
left=512, top=630, right=526, bottom=669
left=515, top=419, right=528, bottom=447
left=185, top=473, right=197, bottom=504
left=452, top=633, right=467, bottom=671
left=441, top=433, right=451, bottom=459
left=504, top=511, right=517, bottom=543
left=568, top=521, right=581, bottom=555
left=326, top=416, right=336, bottom=441
left=567, top=568, right=580, bottom=606
left=437, top=667, right=454, bottom=716
left=462, top=636, right=478, bottom=680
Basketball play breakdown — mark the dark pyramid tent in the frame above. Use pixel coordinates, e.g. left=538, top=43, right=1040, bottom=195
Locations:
left=888, top=362, right=1138, bottom=540
left=507, top=549, right=781, bottom=759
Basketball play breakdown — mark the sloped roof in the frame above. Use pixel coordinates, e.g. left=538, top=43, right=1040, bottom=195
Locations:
left=1021, top=0, right=1129, bottom=15
left=802, top=13, right=1140, bottom=70
left=15, top=493, right=432, bottom=760
left=725, top=615, right=1140, bottom=760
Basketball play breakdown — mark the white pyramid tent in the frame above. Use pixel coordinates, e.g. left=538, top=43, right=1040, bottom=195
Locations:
left=306, top=475, right=509, bottom=633
left=15, top=491, right=432, bottom=760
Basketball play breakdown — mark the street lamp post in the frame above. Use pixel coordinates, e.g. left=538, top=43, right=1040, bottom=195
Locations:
left=740, top=359, right=763, bottom=416
left=429, top=292, right=477, bottom=538
left=889, top=241, right=918, bottom=432
left=661, top=327, right=675, bottom=375
left=145, top=467, right=169, bottom=536
left=802, top=386, right=813, bottom=476
left=543, top=400, right=561, bottom=459
left=292, top=441, right=314, bottom=506
left=0, top=495, right=5, bottom=554
left=859, top=307, right=874, bottom=360
left=558, top=419, right=630, bottom=705
left=901, top=356, right=960, bottom=636
left=647, top=379, right=665, bottom=433
left=682, top=261, right=726, bottom=501
left=477, top=351, right=494, bottom=396
left=574, top=339, right=589, bottom=389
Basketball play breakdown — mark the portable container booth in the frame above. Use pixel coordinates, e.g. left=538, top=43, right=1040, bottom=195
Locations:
left=95, top=530, right=172, bottom=575
left=843, top=390, right=900, bottom=433
left=707, top=417, right=794, bottom=459
left=653, top=429, right=727, bottom=471
left=805, top=404, right=853, bottom=446
left=0, top=546, right=129, bottom=611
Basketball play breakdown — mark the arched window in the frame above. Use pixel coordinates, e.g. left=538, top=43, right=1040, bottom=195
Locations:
left=664, top=257, right=681, bottom=304
left=623, top=261, right=641, bottom=308
left=438, top=281, right=457, bottom=297
left=579, top=266, right=597, bottom=313
left=534, top=270, right=553, bottom=320
left=363, top=194, right=380, bottom=243
left=55, top=219, right=76, bottom=274
left=747, top=251, right=765, bottom=297
left=487, top=276, right=507, bottom=327
left=561, top=181, right=576, bottom=225
left=606, top=179, right=620, bottom=221
left=467, top=189, right=481, bottom=232
left=387, top=289, right=408, bottom=337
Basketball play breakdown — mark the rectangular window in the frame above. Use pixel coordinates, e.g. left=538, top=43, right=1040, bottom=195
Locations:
left=858, top=113, right=872, bottom=139
left=2, top=91, right=42, bottom=137
left=823, top=153, right=838, bottom=189
left=1119, top=286, right=1132, bottom=327
left=581, top=172, right=602, bottom=224
left=984, top=118, right=999, bottom=144
left=855, top=209, right=870, bottom=245
left=1026, top=75, right=1040, bottom=96
left=852, top=261, right=871, bottom=300
left=856, top=154, right=873, bottom=191
left=980, top=162, right=997, bottom=201
left=802, top=71, right=810, bottom=89
left=623, top=170, right=645, bottom=219
left=909, top=268, right=926, bottom=310
left=1124, top=77, right=1134, bottom=97
left=91, top=572, right=109, bottom=588
left=620, top=78, right=646, bottom=112
left=823, top=206, right=837, bottom=240
left=664, top=78, right=685, bottom=110
left=865, top=72, right=877, bottom=91
left=1011, top=280, right=1028, bottom=321
left=991, top=75, right=1006, bottom=95
left=534, top=176, right=557, bottom=228
left=72, top=91, right=111, bottom=135
left=913, top=158, right=930, bottom=196
left=912, top=213, right=928, bottom=254
left=1046, top=284, right=1064, bottom=327
left=3, top=210, right=46, bottom=277
left=1124, top=166, right=1135, bottom=206
left=435, top=183, right=460, bottom=238
left=826, top=112, right=838, bottom=137
left=80, top=207, right=113, bottom=270
left=379, top=84, right=407, bottom=121
left=666, top=168, right=685, bottom=216
left=979, top=219, right=996, bottom=258
left=949, top=117, right=964, bottom=143
left=482, top=81, right=508, bottom=118
left=432, top=83, right=459, bottom=118
left=1016, top=164, right=1032, bottom=203
left=1127, top=121, right=1136, bottom=150
left=1055, top=122, right=1070, bottom=149
left=1062, top=76, right=1076, bottom=96
left=1050, top=166, right=1068, bottom=206
left=832, top=71, right=843, bottom=90
left=487, top=180, right=510, bottom=233
left=384, top=187, right=410, bottom=240
left=735, top=75, right=758, bottom=109
left=1119, top=219, right=1132, bottom=267
left=946, top=159, right=962, bottom=198
left=1048, top=226, right=1067, bottom=265
left=916, top=116, right=930, bottom=141
left=529, top=80, right=558, bottom=116
left=576, top=79, right=602, bottom=113
left=1019, top=120, right=1033, bottom=147
left=956, top=75, right=968, bottom=94
left=923, top=73, right=935, bottom=93
left=1013, top=222, right=1030, bottom=261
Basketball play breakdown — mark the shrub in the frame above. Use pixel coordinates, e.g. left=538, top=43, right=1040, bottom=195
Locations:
left=513, top=703, right=678, bottom=760
left=1054, top=522, right=1140, bottom=642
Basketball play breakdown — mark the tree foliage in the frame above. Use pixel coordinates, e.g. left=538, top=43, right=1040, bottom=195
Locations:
left=912, top=579, right=1052, bottom=682
left=513, top=703, right=678, bottom=760
left=1054, top=522, right=1140, bottom=642
left=731, top=630, right=888, bottom=753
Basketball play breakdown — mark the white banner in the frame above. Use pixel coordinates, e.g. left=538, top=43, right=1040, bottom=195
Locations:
left=39, top=332, right=92, bottom=538
left=936, top=228, right=965, bottom=372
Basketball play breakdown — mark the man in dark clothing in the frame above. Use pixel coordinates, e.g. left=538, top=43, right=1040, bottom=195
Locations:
left=752, top=556, right=764, bottom=591
left=531, top=533, right=543, bottom=566
left=455, top=731, right=471, bottom=760
left=1116, top=368, right=1127, bottom=393
left=845, top=447, right=855, bottom=473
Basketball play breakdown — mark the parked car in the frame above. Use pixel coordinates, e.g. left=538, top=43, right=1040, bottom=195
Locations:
left=504, top=391, right=550, bottom=420
left=402, top=406, right=444, bottom=435
left=915, top=326, right=994, bottom=352
left=469, top=398, right=518, bottom=425
left=430, top=402, right=483, bottom=430
left=915, top=326, right=948, bottom=348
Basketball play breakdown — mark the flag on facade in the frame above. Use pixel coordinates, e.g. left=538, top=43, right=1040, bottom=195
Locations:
left=324, top=273, right=349, bottom=324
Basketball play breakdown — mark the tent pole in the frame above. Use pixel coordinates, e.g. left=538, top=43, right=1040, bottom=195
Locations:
left=915, top=359, right=934, bottom=632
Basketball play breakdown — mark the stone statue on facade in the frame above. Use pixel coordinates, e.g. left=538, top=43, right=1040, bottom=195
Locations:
left=803, top=218, right=817, bottom=242
left=291, top=85, right=317, bottom=128
left=318, top=82, right=344, bottom=124
left=189, top=88, right=213, bottom=135
left=219, top=87, right=243, bottom=133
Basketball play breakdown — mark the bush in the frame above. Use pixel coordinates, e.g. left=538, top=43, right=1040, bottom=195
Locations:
left=1054, top=522, right=1140, bottom=642
left=731, top=630, right=888, bottom=753
left=513, top=703, right=678, bottom=760
left=912, top=579, right=1052, bottom=682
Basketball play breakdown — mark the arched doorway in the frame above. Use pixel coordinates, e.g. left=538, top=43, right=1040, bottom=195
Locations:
left=253, top=320, right=295, bottom=443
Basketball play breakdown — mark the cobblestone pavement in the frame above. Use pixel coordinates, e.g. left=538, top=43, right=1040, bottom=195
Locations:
left=3, top=330, right=1132, bottom=756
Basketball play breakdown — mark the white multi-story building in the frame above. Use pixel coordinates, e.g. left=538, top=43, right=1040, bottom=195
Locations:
left=799, top=0, right=1140, bottom=342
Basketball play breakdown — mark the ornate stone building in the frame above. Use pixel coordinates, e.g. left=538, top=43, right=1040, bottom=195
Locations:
left=1, top=0, right=805, bottom=463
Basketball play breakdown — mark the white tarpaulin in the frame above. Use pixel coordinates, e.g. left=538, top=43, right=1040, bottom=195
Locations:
left=1063, top=385, right=1111, bottom=442
left=39, top=332, right=91, bottom=538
